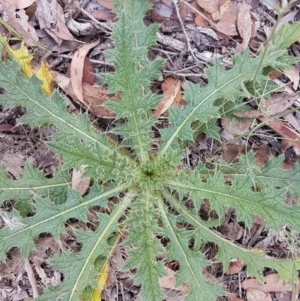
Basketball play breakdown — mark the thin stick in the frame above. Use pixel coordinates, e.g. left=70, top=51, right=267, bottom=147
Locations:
left=172, top=0, right=200, bottom=62
left=24, top=259, right=39, bottom=298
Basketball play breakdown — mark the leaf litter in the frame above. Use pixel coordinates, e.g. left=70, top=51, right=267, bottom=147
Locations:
left=0, top=0, right=300, bottom=300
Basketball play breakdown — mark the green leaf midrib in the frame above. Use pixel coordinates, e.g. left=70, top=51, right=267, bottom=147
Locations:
left=69, top=193, right=133, bottom=301
left=0, top=182, right=70, bottom=191
left=169, top=194, right=300, bottom=281
left=165, top=178, right=267, bottom=209
left=119, top=17, right=148, bottom=163
left=0, top=183, right=128, bottom=244
left=159, top=72, right=243, bottom=155
left=163, top=178, right=294, bottom=230
left=157, top=200, right=203, bottom=293
left=14, top=78, right=110, bottom=151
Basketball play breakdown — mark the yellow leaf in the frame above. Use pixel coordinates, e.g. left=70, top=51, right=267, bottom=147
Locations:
left=1, top=37, right=52, bottom=95
left=3, top=39, right=33, bottom=78
left=90, top=263, right=109, bottom=301
left=36, top=61, right=53, bottom=95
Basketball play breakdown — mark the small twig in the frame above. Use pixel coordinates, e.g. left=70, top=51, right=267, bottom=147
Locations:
left=51, top=53, right=114, bottom=67
left=238, top=271, right=242, bottom=298
left=181, top=0, right=243, bottom=50
left=172, top=0, right=200, bottom=62
left=164, top=70, right=206, bottom=78
left=185, top=148, right=190, bottom=167
left=73, top=2, right=112, bottom=34
left=24, top=258, right=39, bottom=298
left=247, top=225, right=264, bottom=247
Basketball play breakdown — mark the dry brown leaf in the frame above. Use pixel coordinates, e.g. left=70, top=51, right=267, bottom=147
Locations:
left=197, top=0, right=219, bottom=14
left=35, top=0, right=56, bottom=30
left=222, top=144, right=245, bottom=163
left=153, top=78, right=182, bottom=119
left=15, top=0, right=35, bottom=9
left=72, top=165, right=91, bottom=196
left=0, top=248, right=24, bottom=277
left=265, top=92, right=300, bottom=116
left=222, top=222, right=244, bottom=240
left=29, top=235, right=61, bottom=285
left=275, top=291, right=294, bottom=301
left=0, top=2, right=38, bottom=45
left=235, top=106, right=300, bottom=151
left=1, top=151, right=24, bottom=179
left=222, top=144, right=271, bottom=167
left=213, top=0, right=239, bottom=36
left=211, top=0, right=231, bottom=21
left=67, top=57, right=94, bottom=85
left=252, top=145, right=272, bottom=167
left=194, top=12, right=210, bottom=27
left=81, top=57, right=94, bottom=85
left=234, top=110, right=262, bottom=118
left=280, top=138, right=295, bottom=152
left=159, top=266, right=190, bottom=293
left=183, top=0, right=235, bottom=38
left=0, top=124, right=15, bottom=132
left=70, top=38, right=100, bottom=106
left=269, top=70, right=282, bottom=80
left=53, top=72, right=116, bottom=118
left=97, top=0, right=114, bottom=10
left=221, top=118, right=252, bottom=136
left=25, top=1, right=37, bottom=19
left=91, top=10, right=116, bottom=21
left=36, top=2, right=76, bottom=46
left=150, top=2, right=173, bottom=23
left=97, top=0, right=115, bottom=10
left=242, top=274, right=300, bottom=293
left=284, top=65, right=300, bottom=91
left=258, top=116, right=300, bottom=151
left=246, top=288, right=272, bottom=301
left=228, top=294, right=245, bottom=301
left=178, top=1, right=189, bottom=21
left=226, top=259, right=244, bottom=274
left=237, top=0, right=252, bottom=49
left=191, top=1, right=211, bottom=27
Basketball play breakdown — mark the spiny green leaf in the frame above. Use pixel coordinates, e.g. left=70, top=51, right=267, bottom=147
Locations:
left=99, top=0, right=164, bottom=163
left=0, top=1, right=300, bottom=300
left=35, top=193, right=133, bottom=301
left=123, top=194, right=166, bottom=301
left=166, top=169, right=300, bottom=231
left=169, top=195, right=300, bottom=283
left=221, top=153, right=300, bottom=199
left=0, top=162, right=70, bottom=214
left=273, top=20, right=300, bottom=50
left=0, top=184, right=126, bottom=261
left=0, top=61, right=131, bottom=180
left=158, top=199, right=224, bottom=301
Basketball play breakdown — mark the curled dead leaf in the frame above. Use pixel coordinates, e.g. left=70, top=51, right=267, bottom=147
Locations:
left=153, top=78, right=182, bottom=119
left=159, top=266, right=189, bottom=293
left=237, top=0, right=252, bottom=49
left=221, top=118, right=252, bottom=136
left=72, top=165, right=91, bottom=196
left=222, top=144, right=272, bottom=167
left=53, top=72, right=117, bottom=118
left=265, top=92, right=300, bottom=116
left=213, top=0, right=239, bottom=36
left=242, top=274, right=300, bottom=293
left=226, top=258, right=244, bottom=274
left=258, top=116, right=300, bottom=151
left=70, top=38, right=100, bottom=106
left=197, top=0, right=219, bottom=14
left=97, top=0, right=114, bottom=10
